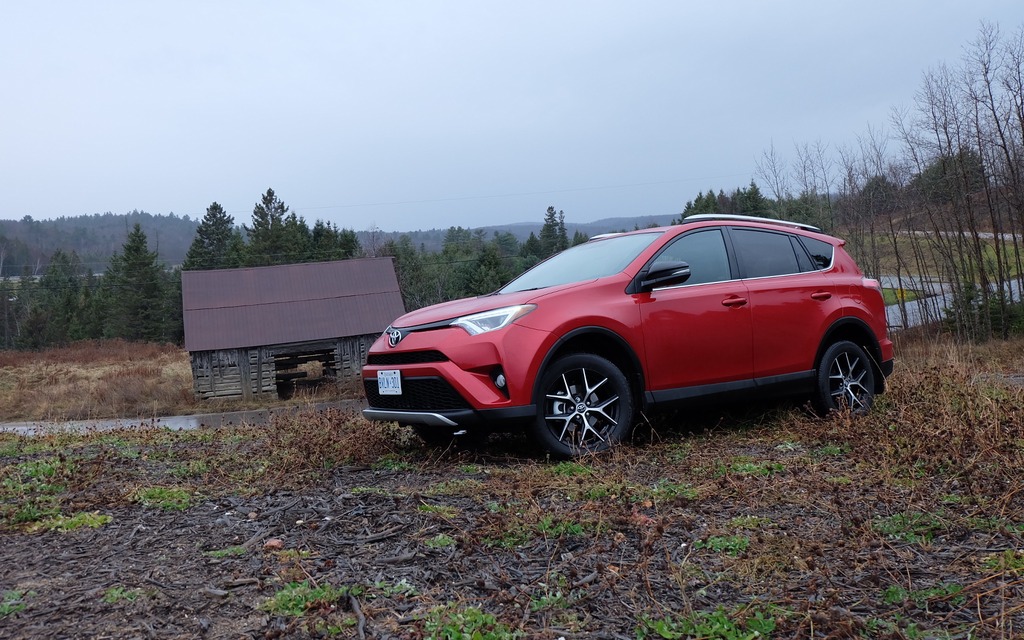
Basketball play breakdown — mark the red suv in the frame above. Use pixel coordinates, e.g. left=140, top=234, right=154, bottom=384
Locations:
left=362, top=214, right=894, bottom=457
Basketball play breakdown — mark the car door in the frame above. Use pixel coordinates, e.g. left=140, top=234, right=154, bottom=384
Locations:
left=637, top=228, right=753, bottom=400
left=729, top=228, right=841, bottom=380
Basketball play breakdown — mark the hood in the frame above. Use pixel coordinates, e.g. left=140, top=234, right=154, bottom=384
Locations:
left=392, top=282, right=584, bottom=328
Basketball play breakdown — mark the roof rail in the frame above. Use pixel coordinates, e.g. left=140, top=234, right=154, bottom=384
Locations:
left=683, top=213, right=821, bottom=233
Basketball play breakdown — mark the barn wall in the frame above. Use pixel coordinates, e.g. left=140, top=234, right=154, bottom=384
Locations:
left=189, top=334, right=379, bottom=400
left=336, top=334, right=377, bottom=376
left=190, top=347, right=276, bottom=400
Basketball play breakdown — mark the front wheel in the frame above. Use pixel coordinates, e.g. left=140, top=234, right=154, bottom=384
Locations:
left=530, top=353, right=634, bottom=458
left=814, top=340, right=876, bottom=414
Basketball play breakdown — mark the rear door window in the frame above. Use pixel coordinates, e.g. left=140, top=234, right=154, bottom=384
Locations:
left=731, top=229, right=801, bottom=278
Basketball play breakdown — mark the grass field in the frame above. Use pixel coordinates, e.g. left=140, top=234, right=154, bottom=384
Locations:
left=0, top=340, right=350, bottom=422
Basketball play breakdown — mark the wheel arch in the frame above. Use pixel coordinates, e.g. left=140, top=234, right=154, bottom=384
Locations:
left=531, top=327, right=646, bottom=409
left=815, top=317, right=887, bottom=393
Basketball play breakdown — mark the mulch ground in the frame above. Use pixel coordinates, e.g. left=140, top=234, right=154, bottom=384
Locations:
left=2, top=406, right=1023, bottom=639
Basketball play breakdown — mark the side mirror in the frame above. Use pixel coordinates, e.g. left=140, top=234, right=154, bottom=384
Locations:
left=640, top=260, right=691, bottom=291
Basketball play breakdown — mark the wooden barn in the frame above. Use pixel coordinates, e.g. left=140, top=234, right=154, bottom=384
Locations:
left=181, top=258, right=405, bottom=400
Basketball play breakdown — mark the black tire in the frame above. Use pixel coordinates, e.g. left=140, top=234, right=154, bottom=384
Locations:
left=529, top=353, right=634, bottom=458
left=814, top=340, right=876, bottom=414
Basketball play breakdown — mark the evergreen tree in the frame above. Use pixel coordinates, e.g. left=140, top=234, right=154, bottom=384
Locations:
left=245, top=188, right=290, bottom=266
left=735, top=180, right=771, bottom=215
left=36, top=249, right=85, bottom=345
left=103, top=223, right=164, bottom=342
left=539, top=206, right=568, bottom=257
left=182, top=202, right=237, bottom=271
left=521, top=232, right=543, bottom=260
left=466, top=242, right=508, bottom=295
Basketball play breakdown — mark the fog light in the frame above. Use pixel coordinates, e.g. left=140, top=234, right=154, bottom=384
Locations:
left=495, top=373, right=506, bottom=389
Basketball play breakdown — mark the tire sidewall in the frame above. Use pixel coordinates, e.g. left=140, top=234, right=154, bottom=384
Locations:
left=815, top=340, right=876, bottom=414
left=530, top=353, right=634, bottom=457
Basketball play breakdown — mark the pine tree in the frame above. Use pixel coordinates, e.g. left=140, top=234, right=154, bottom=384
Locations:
left=521, top=232, right=543, bottom=260
left=539, top=206, right=568, bottom=257
left=183, top=202, right=237, bottom=270
left=103, top=223, right=164, bottom=341
left=245, top=188, right=290, bottom=266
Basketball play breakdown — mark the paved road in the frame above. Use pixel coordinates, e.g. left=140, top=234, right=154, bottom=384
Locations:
left=0, top=399, right=365, bottom=436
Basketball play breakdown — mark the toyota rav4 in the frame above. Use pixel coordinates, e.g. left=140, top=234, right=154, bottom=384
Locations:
left=362, top=214, right=894, bottom=457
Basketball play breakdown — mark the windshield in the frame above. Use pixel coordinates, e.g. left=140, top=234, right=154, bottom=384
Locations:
left=499, top=232, right=662, bottom=293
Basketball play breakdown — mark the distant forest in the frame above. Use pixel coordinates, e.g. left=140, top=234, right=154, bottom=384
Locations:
left=2, top=22, right=1023, bottom=350
left=0, top=211, right=199, bottom=277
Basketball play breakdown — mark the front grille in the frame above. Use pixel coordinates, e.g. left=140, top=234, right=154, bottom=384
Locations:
left=364, top=376, right=471, bottom=412
left=367, top=350, right=449, bottom=366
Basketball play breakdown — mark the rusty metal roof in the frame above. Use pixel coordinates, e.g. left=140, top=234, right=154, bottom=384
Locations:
left=181, top=258, right=405, bottom=352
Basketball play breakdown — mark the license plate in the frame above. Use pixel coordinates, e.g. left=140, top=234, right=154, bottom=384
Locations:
left=377, top=370, right=402, bottom=395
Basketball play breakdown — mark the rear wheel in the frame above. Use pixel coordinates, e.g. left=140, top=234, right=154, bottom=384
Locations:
left=530, top=353, right=634, bottom=458
left=814, top=340, right=876, bottom=414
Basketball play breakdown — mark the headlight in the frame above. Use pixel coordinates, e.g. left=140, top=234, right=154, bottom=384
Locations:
left=450, top=305, right=536, bottom=335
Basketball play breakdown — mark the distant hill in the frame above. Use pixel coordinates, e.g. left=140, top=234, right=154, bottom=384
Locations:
left=0, top=211, right=676, bottom=276
left=0, top=211, right=199, bottom=276
left=356, top=213, right=679, bottom=253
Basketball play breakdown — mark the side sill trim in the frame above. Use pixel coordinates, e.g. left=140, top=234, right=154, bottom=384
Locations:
left=644, top=370, right=816, bottom=405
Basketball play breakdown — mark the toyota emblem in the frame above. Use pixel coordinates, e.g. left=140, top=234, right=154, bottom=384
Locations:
left=387, top=328, right=403, bottom=348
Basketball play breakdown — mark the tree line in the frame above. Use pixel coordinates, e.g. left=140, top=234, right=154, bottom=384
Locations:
left=3, top=21, right=1022, bottom=349
left=0, top=192, right=583, bottom=349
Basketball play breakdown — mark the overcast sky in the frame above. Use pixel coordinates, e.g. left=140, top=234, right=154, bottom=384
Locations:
left=2, top=2, right=1021, bottom=233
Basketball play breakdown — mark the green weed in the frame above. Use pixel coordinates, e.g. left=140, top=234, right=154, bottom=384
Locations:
left=483, top=527, right=530, bottom=549
left=135, top=486, right=192, bottom=510
left=424, top=478, right=484, bottom=496
left=263, top=581, right=357, bottom=617
left=373, top=578, right=418, bottom=597
left=694, top=535, right=750, bottom=556
left=872, top=512, right=944, bottom=544
left=548, top=461, right=592, bottom=477
left=729, top=460, right=786, bottom=476
left=812, top=443, right=850, bottom=458
left=422, top=604, right=522, bottom=639
left=882, top=582, right=965, bottom=609
left=204, top=545, right=247, bottom=558
left=981, top=549, right=1024, bottom=573
left=0, top=590, right=33, bottom=618
left=372, top=455, right=413, bottom=471
left=170, top=459, right=209, bottom=477
left=537, top=515, right=586, bottom=537
left=29, top=511, right=111, bottom=532
left=418, top=503, right=459, bottom=518
left=729, top=515, right=772, bottom=529
left=637, top=605, right=776, bottom=639
left=102, top=586, right=141, bottom=604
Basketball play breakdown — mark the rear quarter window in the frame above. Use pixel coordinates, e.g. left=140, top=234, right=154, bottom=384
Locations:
left=798, top=236, right=834, bottom=270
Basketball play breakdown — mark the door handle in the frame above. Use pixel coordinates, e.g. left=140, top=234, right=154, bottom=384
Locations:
left=721, top=296, right=748, bottom=307
left=811, top=291, right=832, bottom=301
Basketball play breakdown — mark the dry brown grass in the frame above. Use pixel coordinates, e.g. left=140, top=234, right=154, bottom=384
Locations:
left=0, top=339, right=353, bottom=422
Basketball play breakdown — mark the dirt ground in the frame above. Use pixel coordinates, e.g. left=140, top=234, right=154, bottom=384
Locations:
left=2, top=344, right=1024, bottom=638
